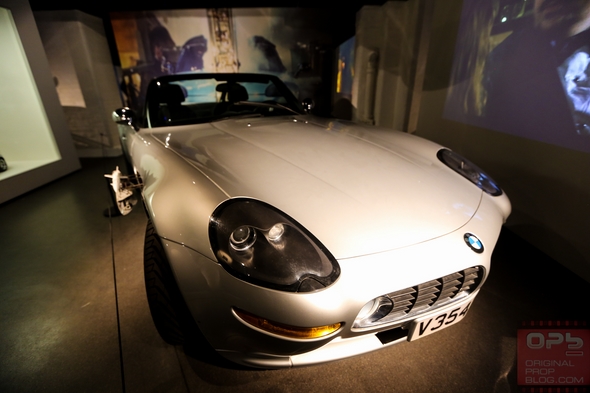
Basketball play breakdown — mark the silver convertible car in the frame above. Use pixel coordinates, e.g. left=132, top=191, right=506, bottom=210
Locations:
left=109, top=73, right=511, bottom=368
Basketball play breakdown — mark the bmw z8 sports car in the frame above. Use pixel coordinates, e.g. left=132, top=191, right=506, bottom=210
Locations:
left=109, top=72, right=511, bottom=368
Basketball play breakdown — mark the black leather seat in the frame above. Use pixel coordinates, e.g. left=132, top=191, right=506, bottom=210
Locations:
left=214, top=82, right=249, bottom=116
left=155, top=84, right=195, bottom=125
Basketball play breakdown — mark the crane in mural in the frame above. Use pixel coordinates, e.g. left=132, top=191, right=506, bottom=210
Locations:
left=207, top=8, right=239, bottom=73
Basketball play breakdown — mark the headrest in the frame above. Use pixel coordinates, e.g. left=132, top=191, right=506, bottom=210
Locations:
left=157, top=84, right=187, bottom=104
left=216, top=82, right=249, bottom=102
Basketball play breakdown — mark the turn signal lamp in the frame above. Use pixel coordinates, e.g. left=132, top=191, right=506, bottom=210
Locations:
left=233, top=308, right=342, bottom=339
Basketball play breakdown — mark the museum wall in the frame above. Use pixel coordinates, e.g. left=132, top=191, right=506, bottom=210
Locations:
left=352, top=1, right=423, bottom=129
left=411, top=0, right=590, bottom=282
left=34, top=11, right=122, bottom=157
left=0, top=0, right=79, bottom=205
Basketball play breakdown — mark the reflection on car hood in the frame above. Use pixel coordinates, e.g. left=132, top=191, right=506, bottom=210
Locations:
left=149, top=116, right=482, bottom=259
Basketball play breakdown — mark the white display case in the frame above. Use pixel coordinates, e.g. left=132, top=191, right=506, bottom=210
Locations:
left=0, top=0, right=79, bottom=204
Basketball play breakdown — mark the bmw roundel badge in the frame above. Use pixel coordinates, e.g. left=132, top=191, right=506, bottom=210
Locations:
left=464, top=233, right=484, bottom=254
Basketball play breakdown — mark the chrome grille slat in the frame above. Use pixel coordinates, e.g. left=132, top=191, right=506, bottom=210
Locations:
left=441, top=282, right=460, bottom=291
left=374, top=266, right=484, bottom=326
left=391, top=295, right=414, bottom=302
left=416, top=292, right=438, bottom=301
left=443, top=278, right=462, bottom=286
left=393, top=299, right=414, bottom=310
left=415, top=296, right=438, bottom=305
left=443, top=273, right=463, bottom=281
left=439, top=291, right=458, bottom=299
left=388, top=288, right=415, bottom=297
left=418, top=280, right=440, bottom=289
left=417, top=287, right=439, bottom=296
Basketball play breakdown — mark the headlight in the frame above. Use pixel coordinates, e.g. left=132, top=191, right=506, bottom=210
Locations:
left=437, top=149, right=503, bottom=196
left=209, top=199, right=340, bottom=292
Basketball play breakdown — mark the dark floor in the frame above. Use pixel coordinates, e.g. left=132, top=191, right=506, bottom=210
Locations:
left=0, top=157, right=588, bottom=393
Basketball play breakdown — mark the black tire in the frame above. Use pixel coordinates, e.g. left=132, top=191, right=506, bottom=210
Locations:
left=0, top=158, right=7, bottom=172
left=143, top=218, right=188, bottom=345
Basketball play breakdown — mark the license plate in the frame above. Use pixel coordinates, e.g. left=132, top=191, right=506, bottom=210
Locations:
left=407, top=299, right=472, bottom=341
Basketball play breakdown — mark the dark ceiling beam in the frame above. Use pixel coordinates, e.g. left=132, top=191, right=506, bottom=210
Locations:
left=28, top=1, right=390, bottom=17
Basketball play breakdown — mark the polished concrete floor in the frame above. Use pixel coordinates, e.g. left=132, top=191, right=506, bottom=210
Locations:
left=0, top=157, right=588, bottom=393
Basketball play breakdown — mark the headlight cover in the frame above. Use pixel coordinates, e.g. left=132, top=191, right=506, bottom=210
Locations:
left=437, top=149, right=503, bottom=196
left=209, top=199, right=340, bottom=292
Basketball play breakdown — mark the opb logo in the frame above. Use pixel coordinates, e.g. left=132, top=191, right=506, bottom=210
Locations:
left=517, top=323, right=590, bottom=388
left=526, top=332, right=584, bottom=355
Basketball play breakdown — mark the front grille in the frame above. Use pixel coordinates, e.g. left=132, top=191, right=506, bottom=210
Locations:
left=355, top=266, right=484, bottom=329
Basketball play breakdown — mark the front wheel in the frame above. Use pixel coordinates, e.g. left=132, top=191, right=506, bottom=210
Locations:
left=144, top=219, right=189, bottom=345
left=142, top=219, right=245, bottom=366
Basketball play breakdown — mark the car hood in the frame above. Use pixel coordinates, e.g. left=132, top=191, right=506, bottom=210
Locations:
left=148, top=116, right=482, bottom=259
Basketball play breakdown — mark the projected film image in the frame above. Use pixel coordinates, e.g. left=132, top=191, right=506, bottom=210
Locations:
left=110, top=8, right=333, bottom=114
left=444, top=0, right=590, bottom=153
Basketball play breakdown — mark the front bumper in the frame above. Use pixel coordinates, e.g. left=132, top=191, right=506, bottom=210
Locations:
left=220, top=291, right=479, bottom=368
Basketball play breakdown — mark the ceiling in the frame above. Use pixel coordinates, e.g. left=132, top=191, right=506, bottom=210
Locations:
left=28, top=1, right=389, bottom=18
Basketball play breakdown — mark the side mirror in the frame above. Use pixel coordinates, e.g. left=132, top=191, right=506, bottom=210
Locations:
left=112, top=107, right=138, bottom=129
left=302, top=98, right=315, bottom=113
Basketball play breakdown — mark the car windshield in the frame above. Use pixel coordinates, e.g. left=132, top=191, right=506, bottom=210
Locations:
left=145, top=73, right=305, bottom=128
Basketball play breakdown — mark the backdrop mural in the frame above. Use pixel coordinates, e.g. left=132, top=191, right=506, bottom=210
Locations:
left=109, top=8, right=336, bottom=114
